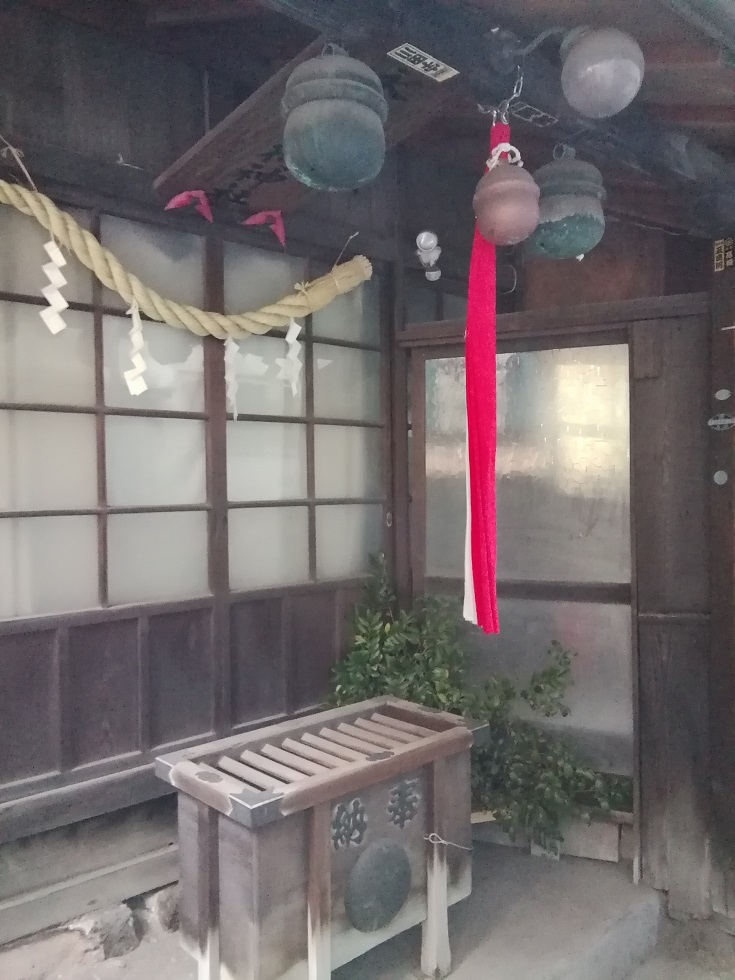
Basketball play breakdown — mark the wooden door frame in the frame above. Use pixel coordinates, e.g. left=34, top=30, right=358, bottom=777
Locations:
left=396, top=291, right=713, bottom=912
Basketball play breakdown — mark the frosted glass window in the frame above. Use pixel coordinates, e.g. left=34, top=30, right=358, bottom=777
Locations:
left=312, top=277, right=380, bottom=345
left=465, top=599, right=634, bottom=776
left=496, top=346, right=630, bottom=583
left=0, top=516, right=98, bottom=618
left=0, top=411, right=97, bottom=511
left=221, top=334, right=305, bottom=417
left=103, top=316, right=204, bottom=412
left=424, top=357, right=466, bottom=579
left=108, top=511, right=209, bottom=605
left=313, top=345, right=381, bottom=422
left=229, top=507, right=309, bottom=590
left=227, top=421, right=306, bottom=502
left=0, top=304, right=95, bottom=405
left=424, top=348, right=631, bottom=583
left=314, top=426, right=383, bottom=499
left=224, top=242, right=307, bottom=315
left=101, top=217, right=204, bottom=310
left=106, top=417, right=206, bottom=507
left=0, top=206, right=92, bottom=302
left=316, top=504, right=383, bottom=580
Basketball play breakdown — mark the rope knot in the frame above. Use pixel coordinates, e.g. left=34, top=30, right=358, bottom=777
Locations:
left=486, top=143, right=523, bottom=172
left=294, top=281, right=315, bottom=312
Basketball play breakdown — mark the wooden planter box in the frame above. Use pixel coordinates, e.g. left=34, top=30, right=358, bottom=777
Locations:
left=471, top=809, right=635, bottom=863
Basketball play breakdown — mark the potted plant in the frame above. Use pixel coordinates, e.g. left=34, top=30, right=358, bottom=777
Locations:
left=330, top=555, right=632, bottom=858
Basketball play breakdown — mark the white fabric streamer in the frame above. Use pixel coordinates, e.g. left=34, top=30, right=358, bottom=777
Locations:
left=124, top=300, right=148, bottom=396
left=40, top=240, right=69, bottom=334
left=275, top=318, right=303, bottom=396
left=463, top=425, right=477, bottom=626
left=224, top=336, right=240, bottom=420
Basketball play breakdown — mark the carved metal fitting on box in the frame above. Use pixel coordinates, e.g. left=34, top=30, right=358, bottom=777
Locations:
left=156, top=697, right=474, bottom=980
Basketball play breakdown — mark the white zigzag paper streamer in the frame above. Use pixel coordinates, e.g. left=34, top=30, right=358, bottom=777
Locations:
left=124, top=301, right=148, bottom=396
left=224, top=336, right=240, bottom=420
left=40, top=240, right=69, bottom=335
left=275, top=318, right=303, bottom=396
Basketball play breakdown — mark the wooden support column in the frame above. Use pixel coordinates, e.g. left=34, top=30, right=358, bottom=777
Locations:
left=709, top=238, right=735, bottom=921
left=632, top=312, right=712, bottom=919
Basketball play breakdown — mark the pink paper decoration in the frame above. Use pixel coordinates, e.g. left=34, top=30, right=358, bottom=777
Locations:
left=243, top=210, right=286, bottom=247
left=164, top=190, right=214, bottom=223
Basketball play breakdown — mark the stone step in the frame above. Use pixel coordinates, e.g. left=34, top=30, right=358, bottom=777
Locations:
left=336, top=843, right=664, bottom=980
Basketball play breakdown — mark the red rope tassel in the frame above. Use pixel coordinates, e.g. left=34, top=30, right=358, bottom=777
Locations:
left=463, top=121, right=508, bottom=634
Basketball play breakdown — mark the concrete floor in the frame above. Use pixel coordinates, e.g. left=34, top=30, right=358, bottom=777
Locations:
left=628, top=920, right=735, bottom=980
left=0, top=844, right=668, bottom=980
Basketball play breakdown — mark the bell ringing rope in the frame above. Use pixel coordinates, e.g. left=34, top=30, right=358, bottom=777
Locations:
left=463, top=121, right=508, bottom=634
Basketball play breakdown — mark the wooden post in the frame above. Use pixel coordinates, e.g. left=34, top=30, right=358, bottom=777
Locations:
left=421, top=760, right=451, bottom=979
left=633, top=310, right=712, bottom=917
left=178, top=797, right=220, bottom=980
left=307, top=803, right=332, bottom=980
left=709, top=236, right=735, bottom=918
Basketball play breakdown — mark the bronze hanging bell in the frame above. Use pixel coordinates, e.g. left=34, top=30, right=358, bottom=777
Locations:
left=473, top=149, right=540, bottom=247
left=525, top=152, right=606, bottom=259
left=282, top=44, right=389, bottom=192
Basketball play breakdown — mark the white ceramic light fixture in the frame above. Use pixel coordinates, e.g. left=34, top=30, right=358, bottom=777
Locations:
left=416, top=230, right=442, bottom=281
left=561, top=27, right=645, bottom=119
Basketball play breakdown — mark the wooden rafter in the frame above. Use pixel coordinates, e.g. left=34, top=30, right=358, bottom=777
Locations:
left=655, top=105, right=735, bottom=126
left=144, top=0, right=261, bottom=25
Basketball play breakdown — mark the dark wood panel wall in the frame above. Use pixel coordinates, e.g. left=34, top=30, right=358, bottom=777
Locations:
left=522, top=221, right=711, bottom=310
left=0, top=584, right=362, bottom=844
left=0, top=0, right=207, bottom=202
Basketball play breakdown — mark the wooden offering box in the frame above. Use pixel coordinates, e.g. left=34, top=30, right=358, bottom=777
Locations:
left=156, top=697, right=474, bottom=980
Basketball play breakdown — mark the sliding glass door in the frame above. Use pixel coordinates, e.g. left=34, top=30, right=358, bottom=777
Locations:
left=413, top=341, right=634, bottom=777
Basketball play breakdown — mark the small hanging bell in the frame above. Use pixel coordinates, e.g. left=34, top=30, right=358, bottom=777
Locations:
left=473, top=161, right=540, bottom=247
left=525, top=155, right=606, bottom=259
left=282, top=45, right=389, bottom=192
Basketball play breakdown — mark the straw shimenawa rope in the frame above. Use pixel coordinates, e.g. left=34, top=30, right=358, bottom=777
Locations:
left=0, top=180, right=372, bottom=339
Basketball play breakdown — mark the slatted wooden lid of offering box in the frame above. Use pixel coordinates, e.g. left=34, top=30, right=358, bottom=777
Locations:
left=156, top=696, right=472, bottom=828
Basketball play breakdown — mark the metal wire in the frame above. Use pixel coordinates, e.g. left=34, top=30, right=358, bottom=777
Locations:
left=514, top=26, right=567, bottom=58
left=478, top=64, right=524, bottom=122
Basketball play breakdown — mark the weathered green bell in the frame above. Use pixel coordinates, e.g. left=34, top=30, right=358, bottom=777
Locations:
left=525, top=155, right=606, bottom=259
left=282, top=45, right=389, bottom=192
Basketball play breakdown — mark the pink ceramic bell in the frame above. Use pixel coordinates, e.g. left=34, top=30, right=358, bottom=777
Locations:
left=473, top=163, right=540, bottom=246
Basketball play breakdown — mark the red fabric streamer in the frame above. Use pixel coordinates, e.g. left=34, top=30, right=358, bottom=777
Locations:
left=464, top=121, right=508, bottom=634
left=243, top=210, right=286, bottom=247
left=164, top=190, right=214, bottom=223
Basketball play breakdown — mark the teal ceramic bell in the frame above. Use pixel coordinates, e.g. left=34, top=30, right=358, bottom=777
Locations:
left=282, top=46, right=389, bottom=192
left=526, top=156, right=607, bottom=259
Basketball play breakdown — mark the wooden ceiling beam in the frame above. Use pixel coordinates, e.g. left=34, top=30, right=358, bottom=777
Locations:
left=145, top=0, right=260, bottom=25
left=26, top=0, right=144, bottom=34
left=654, top=105, right=735, bottom=126
left=642, top=38, right=730, bottom=66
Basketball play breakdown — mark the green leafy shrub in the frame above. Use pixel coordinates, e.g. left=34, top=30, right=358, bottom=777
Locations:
left=330, top=554, right=631, bottom=852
